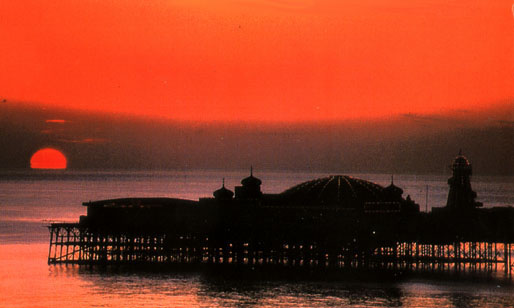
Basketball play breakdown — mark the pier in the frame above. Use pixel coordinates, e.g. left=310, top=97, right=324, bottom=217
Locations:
left=48, top=154, right=514, bottom=276
left=48, top=210, right=514, bottom=275
left=49, top=225, right=513, bottom=275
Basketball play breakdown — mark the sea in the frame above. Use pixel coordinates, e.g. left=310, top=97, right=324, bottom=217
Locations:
left=1, top=170, right=514, bottom=308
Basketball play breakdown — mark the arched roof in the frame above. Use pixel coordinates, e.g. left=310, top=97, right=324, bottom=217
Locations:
left=279, top=175, right=385, bottom=208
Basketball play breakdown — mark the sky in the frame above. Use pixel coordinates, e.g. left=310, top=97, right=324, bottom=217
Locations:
left=1, top=103, right=512, bottom=174
left=0, top=0, right=513, bottom=173
left=1, top=0, right=513, bottom=122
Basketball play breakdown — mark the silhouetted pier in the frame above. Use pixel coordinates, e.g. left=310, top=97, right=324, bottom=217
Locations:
left=48, top=154, right=514, bottom=277
left=48, top=209, right=514, bottom=275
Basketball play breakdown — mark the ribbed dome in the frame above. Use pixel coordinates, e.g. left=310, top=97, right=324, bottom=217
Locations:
left=279, top=175, right=385, bottom=208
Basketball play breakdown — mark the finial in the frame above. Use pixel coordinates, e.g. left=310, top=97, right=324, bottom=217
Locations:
left=222, top=178, right=225, bottom=188
left=250, top=166, right=253, bottom=176
left=391, top=175, right=394, bottom=185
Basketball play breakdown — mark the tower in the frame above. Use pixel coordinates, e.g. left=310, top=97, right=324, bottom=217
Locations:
left=383, top=175, right=404, bottom=202
left=446, top=151, right=482, bottom=210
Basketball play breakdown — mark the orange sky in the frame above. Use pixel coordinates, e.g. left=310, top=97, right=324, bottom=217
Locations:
left=0, top=0, right=512, bottom=122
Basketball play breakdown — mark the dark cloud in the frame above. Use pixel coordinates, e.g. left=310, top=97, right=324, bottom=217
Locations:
left=498, top=120, right=514, bottom=126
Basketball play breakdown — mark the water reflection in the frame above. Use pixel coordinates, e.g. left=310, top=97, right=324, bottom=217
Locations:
left=31, top=260, right=514, bottom=308
left=448, top=293, right=479, bottom=308
left=62, top=266, right=411, bottom=308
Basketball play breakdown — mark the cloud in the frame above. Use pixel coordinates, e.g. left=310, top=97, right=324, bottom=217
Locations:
left=45, top=119, right=67, bottom=123
left=498, top=120, right=514, bottom=126
left=400, top=113, right=445, bottom=122
left=57, top=138, right=109, bottom=144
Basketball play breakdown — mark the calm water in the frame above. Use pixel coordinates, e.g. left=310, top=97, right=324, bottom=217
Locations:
left=1, top=170, right=514, bottom=307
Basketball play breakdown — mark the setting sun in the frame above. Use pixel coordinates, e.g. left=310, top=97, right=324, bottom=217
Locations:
left=30, top=148, right=67, bottom=169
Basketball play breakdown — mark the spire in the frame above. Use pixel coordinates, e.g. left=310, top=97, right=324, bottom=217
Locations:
left=391, top=175, right=394, bottom=185
left=250, top=166, right=253, bottom=176
left=222, top=178, right=225, bottom=188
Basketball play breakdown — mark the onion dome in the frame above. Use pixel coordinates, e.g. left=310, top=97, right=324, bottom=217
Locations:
left=213, top=179, right=234, bottom=200
left=279, top=175, right=385, bottom=208
left=383, top=176, right=403, bottom=196
left=241, top=167, right=262, bottom=186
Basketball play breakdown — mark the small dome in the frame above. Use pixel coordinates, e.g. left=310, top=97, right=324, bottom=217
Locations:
left=452, top=153, right=472, bottom=175
left=241, top=175, right=262, bottom=186
left=213, top=186, right=234, bottom=200
left=279, top=175, right=385, bottom=208
left=384, top=176, right=403, bottom=196
left=241, top=167, right=261, bottom=186
left=453, top=155, right=471, bottom=168
left=213, top=180, right=234, bottom=200
left=384, top=183, right=403, bottom=196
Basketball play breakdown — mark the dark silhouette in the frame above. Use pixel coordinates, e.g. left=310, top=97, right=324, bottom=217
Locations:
left=48, top=159, right=514, bottom=277
left=446, top=151, right=482, bottom=209
left=234, top=167, right=262, bottom=200
left=213, top=178, right=234, bottom=201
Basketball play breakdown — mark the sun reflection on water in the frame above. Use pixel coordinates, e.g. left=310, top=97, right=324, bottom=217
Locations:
left=1, top=243, right=513, bottom=307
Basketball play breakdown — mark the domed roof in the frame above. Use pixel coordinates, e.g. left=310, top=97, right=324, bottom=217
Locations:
left=279, top=175, right=385, bottom=208
left=241, top=167, right=262, bottom=186
left=241, top=175, right=262, bottom=186
left=384, top=183, right=403, bottom=195
left=383, top=176, right=403, bottom=196
left=213, top=179, right=234, bottom=200
left=453, top=155, right=471, bottom=168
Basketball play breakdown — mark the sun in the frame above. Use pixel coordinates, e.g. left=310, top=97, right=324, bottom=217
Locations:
left=30, top=148, right=68, bottom=169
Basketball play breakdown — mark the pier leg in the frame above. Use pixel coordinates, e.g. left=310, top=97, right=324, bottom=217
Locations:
left=48, top=228, right=54, bottom=264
